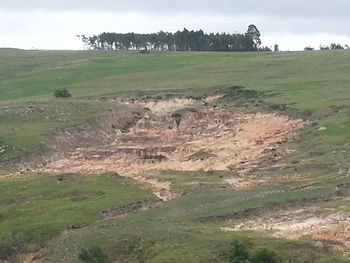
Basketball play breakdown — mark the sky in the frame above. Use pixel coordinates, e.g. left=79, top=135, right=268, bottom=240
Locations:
left=1, top=0, right=350, bottom=51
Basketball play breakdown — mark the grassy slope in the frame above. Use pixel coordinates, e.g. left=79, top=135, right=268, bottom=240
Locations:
left=1, top=49, right=350, bottom=164
left=0, top=173, right=156, bottom=260
left=0, top=100, right=126, bottom=162
left=0, top=49, right=350, bottom=262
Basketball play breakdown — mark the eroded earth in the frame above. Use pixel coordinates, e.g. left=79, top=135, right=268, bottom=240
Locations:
left=15, top=97, right=350, bottom=253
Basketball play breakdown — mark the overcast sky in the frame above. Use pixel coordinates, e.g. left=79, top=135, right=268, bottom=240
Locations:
left=1, top=0, right=350, bottom=51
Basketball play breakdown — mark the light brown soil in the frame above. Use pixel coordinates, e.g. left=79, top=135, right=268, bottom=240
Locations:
left=9, top=97, right=350, bottom=256
left=41, top=106, right=304, bottom=200
left=21, top=251, right=45, bottom=263
left=142, top=98, right=196, bottom=116
left=221, top=208, right=350, bottom=249
left=224, top=173, right=303, bottom=189
left=117, top=96, right=221, bottom=116
left=43, top=109, right=304, bottom=172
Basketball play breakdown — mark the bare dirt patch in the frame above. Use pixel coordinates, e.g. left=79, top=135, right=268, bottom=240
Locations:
left=221, top=208, right=350, bottom=250
left=102, top=200, right=161, bottom=220
left=43, top=109, right=304, bottom=173
left=116, top=96, right=221, bottom=116
left=21, top=251, right=45, bottom=263
left=60, top=224, right=89, bottom=236
left=224, top=173, right=303, bottom=189
left=141, top=98, right=196, bottom=116
left=40, top=101, right=305, bottom=198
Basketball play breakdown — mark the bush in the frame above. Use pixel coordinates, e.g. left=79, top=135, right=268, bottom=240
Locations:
left=140, top=154, right=167, bottom=162
left=79, top=246, right=110, bottom=263
left=187, top=151, right=217, bottom=161
left=229, top=241, right=280, bottom=263
left=139, top=49, right=151, bottom=54
left=171, top=112, right=182, bottom=128
left=54, top=88, right=72, bottom=98
left=250, top=248, right=280, bottom=263
left=229, top=241, right=250, bottom=263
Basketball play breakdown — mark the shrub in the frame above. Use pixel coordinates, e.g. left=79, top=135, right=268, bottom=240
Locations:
left=229, top=241, right=250, bottom=263
left=250, top=248, right=280, bottom=263
left=187, top=151, right=217, bottom=161
left=171, top=112, right=182, bottom=128
left=54, top=88, right=72, bottom=98
left=139, top=49, right=151, bottom=54
left=79, top=246, right=110, bottom=263
left=229, top=241, right=281, bottom=263
left=140, top=154, right=167, bottom=162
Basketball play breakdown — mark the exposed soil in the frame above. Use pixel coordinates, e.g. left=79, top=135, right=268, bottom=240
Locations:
left=31, top=97, right=350, bottom=253
left=37, top=98, right=305, bottom=203
left=42, top=108, right=304, bottom=174
left=140, top=98, right=197, bottom=116
left=60, top=224, right=89, bottom=236
left=221, top=207, right=350, bottom=250
left=102, top=200, right=161, bottom=220
left=35, top=97, right=306, bottom=199
left=21, top=251, right=45, bottom=263
left=224, top=173, right=303, bottom=189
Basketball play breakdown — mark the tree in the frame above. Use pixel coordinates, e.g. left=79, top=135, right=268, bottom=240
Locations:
left=246, top=24, right=261, bottom=50
left=274, top=44, right=279, bottom=52
left=79, top=26, right=263, bottom=52
left=330, top=43, right=344, bottom=49
left=77, top=35, right=91, bottom=50
left=304, top=46, right=314, bottom=51
left=259, top=46, right=272, bottom=52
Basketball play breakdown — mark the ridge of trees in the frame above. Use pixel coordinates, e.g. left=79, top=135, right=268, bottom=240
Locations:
left=305, top=43, right=349, bottom=51
left=77, top=25, right=272, bottom=52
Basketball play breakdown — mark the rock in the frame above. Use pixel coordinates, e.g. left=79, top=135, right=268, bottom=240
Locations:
left=317, top=127, right=327, bottom=131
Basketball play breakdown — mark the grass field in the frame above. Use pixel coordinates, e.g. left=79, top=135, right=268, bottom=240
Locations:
left=0, top=49, right=350, bottom=262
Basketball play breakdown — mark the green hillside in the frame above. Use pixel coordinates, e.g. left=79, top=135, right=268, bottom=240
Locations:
left=0, top=49, right=349, bottom=263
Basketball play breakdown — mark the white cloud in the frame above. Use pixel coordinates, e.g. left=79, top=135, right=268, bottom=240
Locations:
left=1, top=7, right=350, bottom=50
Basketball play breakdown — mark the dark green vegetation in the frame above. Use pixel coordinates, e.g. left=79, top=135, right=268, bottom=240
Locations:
left=0, top=49, right=350, bottom=262
left=229, top=240, right=280, bottom=263
left=79, top=246, right=110, bottom=263
left=54, top=88, right=72, bottom=98
left=78, top=25, right=262, bottom=52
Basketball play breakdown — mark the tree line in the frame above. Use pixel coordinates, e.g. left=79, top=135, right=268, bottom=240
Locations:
left=77, top=25, right=271, bottom=52
left=305, top=43, right=349, bottom=51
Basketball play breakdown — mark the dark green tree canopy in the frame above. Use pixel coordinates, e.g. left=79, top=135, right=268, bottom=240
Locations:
left=78, top=26, right=265, bottom=52
left=245, top=24, right=261, bottom=49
